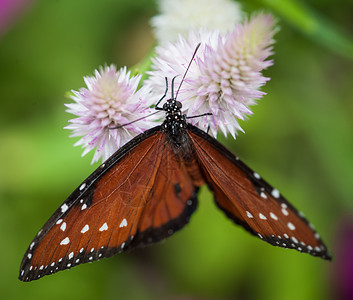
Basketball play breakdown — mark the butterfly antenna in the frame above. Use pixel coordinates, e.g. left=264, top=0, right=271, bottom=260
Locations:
left=175, top=43, right=201, bottom=99
left=108, top=110, right=161, bottom=130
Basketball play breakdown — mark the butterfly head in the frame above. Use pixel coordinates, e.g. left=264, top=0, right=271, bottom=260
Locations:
left=162, top=98, right=187, bottom=136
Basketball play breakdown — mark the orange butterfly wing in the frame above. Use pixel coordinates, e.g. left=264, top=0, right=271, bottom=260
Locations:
left=132, top=134, right=204, bottom=247
left=19, top=127, right=202, bottom=281
left=187, top=125, right=331, bottom=260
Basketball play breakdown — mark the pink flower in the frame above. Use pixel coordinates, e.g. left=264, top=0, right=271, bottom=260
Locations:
left=331, top=217, right=353, bottom=300
left=145, top=13, right=277, bottom=137
left=65, top=65, right=155, bottom=164
left=151, top=0, right=243, bottom=43
left=0, top=0, right=34, bottom=36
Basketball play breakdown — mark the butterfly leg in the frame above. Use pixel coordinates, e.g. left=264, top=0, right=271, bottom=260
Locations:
left=186, top=113, right=213, bottom=119
left=155, top=77, right=169, bottom=110
left=170, top=76, right=178, bottom=99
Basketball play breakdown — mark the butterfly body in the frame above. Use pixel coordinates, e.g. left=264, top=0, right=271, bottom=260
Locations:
left=161, top=99, right=188, bottom=146
left=19, top=85, right=331, bottom=282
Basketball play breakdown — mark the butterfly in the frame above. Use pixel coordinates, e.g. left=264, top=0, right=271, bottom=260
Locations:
left=19, top=46, right=331, bottom=282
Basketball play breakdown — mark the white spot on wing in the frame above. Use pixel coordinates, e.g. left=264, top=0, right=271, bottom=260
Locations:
left=260, top=192, right=267, bottom=199
left=259, top=213, right=267, bottom=220
left=270, top=212, right=278, bottom=220
left=79, top=183, right=86, bottom=191
left=56, top=219, right=63, bottom=224
left=61, top=204, right=68, bottom=213
left=27, top=253, right=32, bottom=259
left=81, top=224, right=89, bottom=233
left=287, top=222, right=296, bottom=230
left=291, top=237, right=299, bottom=244
left=30, top=242, right=35, bottom=250
left=68, top=252, right=74, bottom=259
left=81, top=204, right=87, bottom=210
left=281, top=208, right=289, bottom=216
left=99, top=223, right=108, bottom=231
left=60, top=237, right=70, bottom=245
left=246, top=211, right=253, bottom=218
left=119, top=219, right=127, bottom=228
left=271, top=189, right=280, bottom=198
left=60, top=222, right=67, bottom=231
left=254, top=172, right=261, bottom=179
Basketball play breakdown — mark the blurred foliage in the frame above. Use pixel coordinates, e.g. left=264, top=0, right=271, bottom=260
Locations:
left=0, top=0, right=352, bottom=299
left=258, top=0, right=353, bottom=60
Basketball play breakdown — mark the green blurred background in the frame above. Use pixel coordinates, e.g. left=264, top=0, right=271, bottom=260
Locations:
left=1, top=0, right=353, bottom=299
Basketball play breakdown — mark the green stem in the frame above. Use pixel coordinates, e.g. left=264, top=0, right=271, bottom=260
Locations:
left=258, top=0, right=353, bottom=60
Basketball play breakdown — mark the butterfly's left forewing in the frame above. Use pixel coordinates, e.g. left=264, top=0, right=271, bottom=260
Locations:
left=19, top=127, right=202, bottom=282
left=187, top=125, right=331, bottom=260
left=19, top=128, right=161, bottom=281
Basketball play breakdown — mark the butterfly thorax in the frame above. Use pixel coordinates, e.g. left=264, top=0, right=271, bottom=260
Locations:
left=161, top=98, right=192, bottom=152
left=161, top=99, right=187, bottom=135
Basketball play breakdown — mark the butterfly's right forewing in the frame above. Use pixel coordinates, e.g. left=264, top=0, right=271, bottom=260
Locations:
left=188, top=125, right=331, bottom=260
